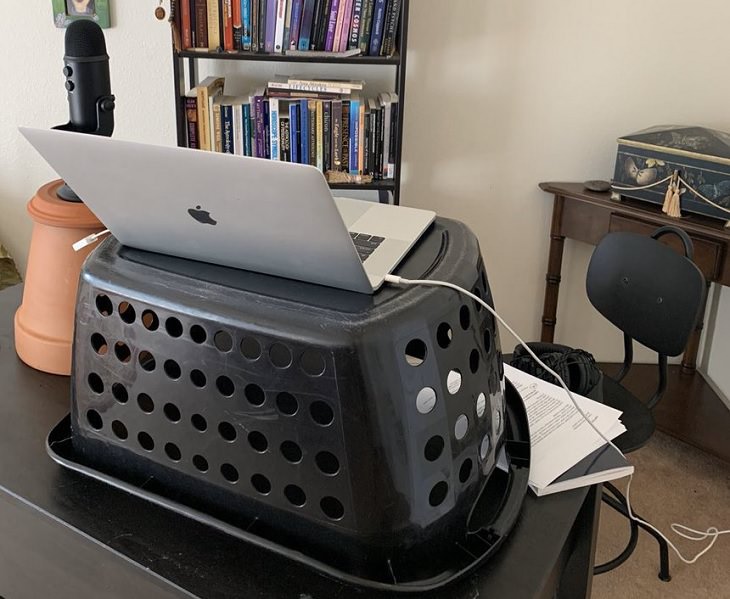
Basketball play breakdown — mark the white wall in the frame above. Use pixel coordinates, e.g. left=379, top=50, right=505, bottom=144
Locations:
left=1, top=0, right=728, bottom=400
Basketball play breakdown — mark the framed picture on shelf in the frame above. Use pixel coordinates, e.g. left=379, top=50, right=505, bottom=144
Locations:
left=53, top=0, right=111, bottom=29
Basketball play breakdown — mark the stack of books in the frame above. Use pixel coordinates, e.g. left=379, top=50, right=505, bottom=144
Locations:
left=184, top=75, right=399, bottom=183
left=179, top=0, right=402, bottom=57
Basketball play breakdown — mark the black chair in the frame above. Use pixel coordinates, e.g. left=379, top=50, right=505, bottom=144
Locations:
left=585, top=225, right=706, bottom=581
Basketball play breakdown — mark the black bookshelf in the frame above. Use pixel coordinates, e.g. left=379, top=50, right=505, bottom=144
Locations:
left=171, top=0, right=409, bottom=205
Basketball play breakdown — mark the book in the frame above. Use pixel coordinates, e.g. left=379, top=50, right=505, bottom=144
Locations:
left=253, top=91, right=266, bottom=157
left=349, top=0, right=363, bottom=50
left=323, top=100, right=331, bottom=172
left=222, top=0, right=234, bottom=50
left=184, top=90, right=199, bottom=149
left=366, top=97, right=377, bottom=174
left=283, top=0, right=294, bottom=50
left=289, top=102, right=299, bottom=163
left=267, top=77, right=357, bottom=95
left=332, top=0, right=347, bottom=53
left=258, top=0, right=268, bottom=52
left=380, top=0, right=400, bottom=56
left=324, top=0, right=340, bottom=52
left=503, top=364, right=633, bottom=496
left=196, top=76, right=225, bottom=151
left=386, top=91, right=397, bottom=178
left=378, top=92, right=390, bottom=177
left=207, top=0, right=221, bottom=50
left=310, top=0, right=325, bottom=50
left=265, top=0, right=277, bottom=52
left=315, top=100, right=324, bottom=170
left=339, top=0, right=354, bottom=52
left=373, top=101, right=383, bottom=179
left=331, top=99, right=342, bottom=170
left=307, top=99, right=316, bottom=166
left=298, top=0, right=316, bottom=50
left=284, top=48, right=361, bottom=58
left=194, top=0, right=209, bottom=48
left=280, top=115, right=291, bottom=161
left=299, top=98, right=310, bottom=164
left=341, top=99, right=350, bottom=173
left=242, top=103, right=252, bottom=156
left=251, top=0, right=259, bottom=50
left=286, top=76, right=363, bottom=90
left=221, top=102, right=235, bottom=153
left=358, top=0, right=374, bottom=53
left=233, top=0, right=243, bottom=49
left=289, top=0, right=304, bottom=50
left=242, top=0, right=252, bottom=49
left=348, top=94, right=360, bottom=174
left=263, top=98, right=271, bottom=157
left=273, top=0, right=287, bottom=53
left=368, top=0, right=387, bottom=56
left=363, top=101, right=371, bottom=174
left=358, top=97, right=365, bottom=174
left=268, top=97, right=280, bottom=160
left=181, top=0, right=193, bottom=48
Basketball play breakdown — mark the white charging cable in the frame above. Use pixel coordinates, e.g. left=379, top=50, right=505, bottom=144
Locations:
left=72, top=229, right=110, bottom=252
left=384, top=274, right=729, bottom=566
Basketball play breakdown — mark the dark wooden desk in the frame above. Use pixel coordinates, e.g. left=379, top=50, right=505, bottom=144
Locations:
left=539, top=182, right=730, bottom=463
left=0, top=284, right=600, bottom=599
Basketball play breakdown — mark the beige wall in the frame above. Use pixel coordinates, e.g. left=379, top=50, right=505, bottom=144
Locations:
left=1, top=1, right=728, bottom=399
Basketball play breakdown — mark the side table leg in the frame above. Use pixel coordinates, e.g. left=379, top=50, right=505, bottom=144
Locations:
left=541, top=195, right=566, bottom=343
left=681, top=280, right=712, bottom=374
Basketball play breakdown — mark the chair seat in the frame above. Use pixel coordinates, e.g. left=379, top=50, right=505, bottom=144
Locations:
left=600, top=374, right=655, bottom=453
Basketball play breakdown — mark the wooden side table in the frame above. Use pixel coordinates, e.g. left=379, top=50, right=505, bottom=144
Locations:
left=539, top=182, right=730, bottom=463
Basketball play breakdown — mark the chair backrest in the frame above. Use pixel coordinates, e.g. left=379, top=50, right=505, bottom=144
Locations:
left=586, top=230, right=705, bottom=357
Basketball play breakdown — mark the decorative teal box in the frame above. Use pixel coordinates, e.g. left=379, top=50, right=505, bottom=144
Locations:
left=612, top=125, right=730, bottom=222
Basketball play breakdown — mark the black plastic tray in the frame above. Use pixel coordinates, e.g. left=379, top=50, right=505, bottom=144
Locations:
left=47, top=380, right=530, bottom=594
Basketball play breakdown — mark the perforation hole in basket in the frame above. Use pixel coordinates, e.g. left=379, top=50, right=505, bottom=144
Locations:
left=138, top=350, right=156, bottom=372
left=118, top=301, right=136, bottom=324
left=473, top=287, right=483, bottom=312
left=248, top=431, right=268, bottom=452
left=476, top=392, right=487, bottom=418
left=111, top=420, right=128, bottom=440
left=454, top=414, right=469, bottom=440
left=460, top=305, right=471, bottom=330
left=251, top=473, right=272, bottom=495
left=270, top=343, right=293, bottom=369
left=90, top=333, right=108, bottom=356
left=320, top=496, right=345, bottom=520
left=280, top=440, right=302, bottom=463
left=163, top=402, right=181, bottom=422
left=429, top=481, right=449, bottom=507
left=221, top=463, right=239, bottom=483
left=165, top=442, right=182, bottom=461
left=86, top=409, right=103, bottom=430
left=141, top=309, right=159, bottom=331
left=137, top=393, right=154, bottom=413
left=165, top=317, right=183, bottom=338
left=241, top=336, right=261, bottom=360
left=437, top=323, right=452, bottom=348
left=284, top=484, right=306, bottom=507
left=424, top=435, right=444, bottom=462
left=95, top=294, right=113, bottom=316
left=416, top=387, right=437, bottom=414
left=190, top=369, right=207, bottom=388
left=190, top=324, right=207, bottom=344
left=300, top=349, right=326, bottom=376
left=310, top=401, right=334, bottom=426
left=164, top=359, right=181, bottom=380
left=218, top=421, right=237, bottom=442
left=459, top=458, right=473, bottom=483
left=216, top=375, right=235, bottom=397
left=447, top=369, right=462, bottom=394
left=213, top=330, right=233, bottom=353
left=404, top=338, right=427, bottom=367
left=469, top=349, right=480, bottom=374
left=191, top=413, right=207, bottom=432
left=112, top=383, right=128, bottom=404
left=276, top=392, right=298, bottom=416
left=245, top=383, right=265, bottom=406
left=137, top=431, right=154, bottom=451
left=87, top=372, right=104, bottom=394
left=480, top=435, right=491, bottom=460
left=192, top=454, right=209, bottom=472
left=484, top=329, right=492, bottom=354
left=315, top=451, right=340, bottom=475
left=114, top=341, right=131, bottom=363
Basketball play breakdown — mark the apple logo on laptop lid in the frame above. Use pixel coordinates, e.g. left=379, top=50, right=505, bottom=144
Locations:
left=188, top=205, right=217, bottom=226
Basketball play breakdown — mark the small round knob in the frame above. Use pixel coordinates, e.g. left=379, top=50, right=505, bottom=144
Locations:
left=62, top=65, right=73, bottom=77
left=100, top=99, right=115, bottom=112
left=65, top=80, right=75, bottom=91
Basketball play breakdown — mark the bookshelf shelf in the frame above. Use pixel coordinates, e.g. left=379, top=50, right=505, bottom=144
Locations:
left=171, top=0, right=409, bottom=205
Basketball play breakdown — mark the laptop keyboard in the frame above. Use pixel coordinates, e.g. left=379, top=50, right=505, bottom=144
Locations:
left=349, top=232, right=385, bottom=262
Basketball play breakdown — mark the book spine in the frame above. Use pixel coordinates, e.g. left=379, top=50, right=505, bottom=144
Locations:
left=367, top=107, right=376, bottom=175
left=358, top=100, right=365, bottom=174
left=263, top=99, right=270, bottom=157
left=349, top=97, right=359, bottom=174
left=348, top=0, right=362, bottom=50
left=232, top=0, right=243, bottom=49
left=222, top=0, right=234, bottom=50
left=273, top=0, right=287, bottom=53
left=250, top=0, right=258, bottom=50
left=308, top=100, right=317, bottom=167
left=299, top=99, right=309, bottom=164
left=181, top=0, right=193, bottom=48
left=243, top=103, right=252, bottom=156
left=358, top=0, right=373, bottom=53
left=196, top=88, right=209, bottom=151
left=283, top=0, right=294, bottom=50
left=288, top=0, right=303, bottom=50
left=375, top=105, right=384, bottom=179
left=315, top=100, right=324, bottom=171
left=387, top=97, right=397, bottom=178
left=254, top=96, right=265, bottom=157
left=339, top=0, right=354, bottom=52
left=380, top=0, right=399, bottom=56
left=341, top=100, right=349, bottom=174
left=368, top=0, right=386, bottom=56
left=222, top=104, right=234, bottom=153
left=185, top=96, right=199, bottom=148
left=265, top=0, right=277, bottom=52
left=309, top=0, right=323, bottom=49
left=194, top=0, right=209, bottom=48
left=258, top=0, right=267, bottom=51
left=324, top=0, right=340, bottom=52
left=280, top=116, right=290, bottom=161
left=232, top=103, right=242, bottom=154
left=331, top=99, right=342, bottom=170
left=363, top=107, right=370, bottom=174
left=289, top=103, right=299, bottom=163
left=332, top=0, right=345, bottom=52
left=298, top=0, right=316, bottom=50
left=207, top=0, right=221, bottom=50
left=212, top=100, right=223, bottom=152
left=242, top=0, right=251, bottom=49
left=323, top=101, right=331, bottom=173
left=269, top=97, right=280, bottom=160
left=380, top=96, right=390, bottom=176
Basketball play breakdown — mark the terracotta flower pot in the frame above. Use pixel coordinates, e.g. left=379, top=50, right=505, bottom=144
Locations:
left=14, top=180, right=103, bottom=376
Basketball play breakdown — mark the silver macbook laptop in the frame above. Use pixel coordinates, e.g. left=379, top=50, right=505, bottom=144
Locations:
left=20, top=127, right=435, bottom=294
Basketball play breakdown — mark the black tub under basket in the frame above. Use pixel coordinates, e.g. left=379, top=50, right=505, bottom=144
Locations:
left=48, top=217, right=530, bottom=592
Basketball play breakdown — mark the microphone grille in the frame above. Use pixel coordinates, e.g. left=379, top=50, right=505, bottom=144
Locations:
left=65, top=19, right=107, bottom=57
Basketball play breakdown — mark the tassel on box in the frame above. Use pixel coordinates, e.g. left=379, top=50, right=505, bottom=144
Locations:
left=662, top=171, right=675, bottom=214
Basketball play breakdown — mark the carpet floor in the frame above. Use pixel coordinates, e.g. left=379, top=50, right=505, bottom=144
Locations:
left=591, top=431, right=730, bottom=598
